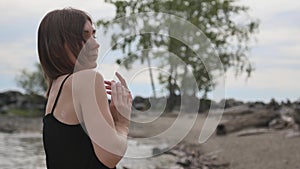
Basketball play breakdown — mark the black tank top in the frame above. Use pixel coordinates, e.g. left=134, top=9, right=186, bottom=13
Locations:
left=43, top=74, right=115, bottom=169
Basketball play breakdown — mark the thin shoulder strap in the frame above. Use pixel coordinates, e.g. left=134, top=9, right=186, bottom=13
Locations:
left=50, top=74, right=72, bottom=115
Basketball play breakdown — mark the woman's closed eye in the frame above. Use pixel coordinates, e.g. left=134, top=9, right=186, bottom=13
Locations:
left=83, top=29, right=96, bottom=39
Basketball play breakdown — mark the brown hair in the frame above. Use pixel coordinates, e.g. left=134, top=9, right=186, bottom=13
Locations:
left=38, top=8, right=92, bottom=97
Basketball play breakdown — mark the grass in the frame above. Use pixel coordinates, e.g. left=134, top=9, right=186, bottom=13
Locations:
left=7, top=108, right=42, bottom=117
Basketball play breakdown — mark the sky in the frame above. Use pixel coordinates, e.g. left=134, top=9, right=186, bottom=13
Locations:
left=0, top=0, right=299, bottom=103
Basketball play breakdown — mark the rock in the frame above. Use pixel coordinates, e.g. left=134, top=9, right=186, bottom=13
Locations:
left=0, top=105, right=9, bottom=114
left=0, top=91, right=23, bottom=106
left=219, top=99, right=244, bottom=109
left=152, top=147, right=160, bottom=155
left=158, top=142, right=230, bottom=169
left=176, top=157, right=191, bottom=167
left=0, top=90, right=46, bottom=117
left=216, top=124, right=226, bottom=135
left=293, top=106, right=300, bottom=126
left=153, top=154, right=179, bottom=168
left=132, top=96, right=151, bottom=111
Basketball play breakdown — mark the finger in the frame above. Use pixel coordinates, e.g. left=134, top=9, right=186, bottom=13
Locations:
left=111, top=81, right=117, bottom=103
left=106, top=91, right=112, bottom=95
left=127, top=91, right=132, bottom=105
left=122, top=86, right=127, bottom=103
left=127, top=96, right=132, bottom=105
left=116, top=82, right=123, bottom=103
left=104, top=80, right=111, bottom=85
left=105, top=86, right=111, bottom=90
left=115, top=72, right=128, bottom=89
left=125, top=89, right=132, bottom=99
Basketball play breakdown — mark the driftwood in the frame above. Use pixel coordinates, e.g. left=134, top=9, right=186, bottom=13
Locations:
left=216, top=109, right=279, bottom=135
left=236, top=128, right=273, bottom=137
left=222, top=105, right=254, bottom=116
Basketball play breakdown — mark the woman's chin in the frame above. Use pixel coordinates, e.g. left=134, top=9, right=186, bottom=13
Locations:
left=78, top=62, right=97, bottom=70
left=89, top=62, right=97, bottom=69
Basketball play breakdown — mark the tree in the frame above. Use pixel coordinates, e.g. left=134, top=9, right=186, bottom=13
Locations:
left=97, top=0, right=259, bottom=111
left=16, top=63, right=47, bottom=96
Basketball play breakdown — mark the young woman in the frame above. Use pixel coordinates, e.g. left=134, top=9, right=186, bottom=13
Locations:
left=38, top=8, right=132, bottom=169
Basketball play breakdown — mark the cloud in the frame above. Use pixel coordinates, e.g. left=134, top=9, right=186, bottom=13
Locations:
left=98, top=63, right=162, bottom=85
left=0, top=0, right=115, bottom=23
left=0, top=0, right=299, bottom=102
left=0, top=38, right=38, bottom=74
left=0, top=38, right=38, bottom=92
left=240, top=0, right=300, bottom=20
left=225, top=68, right=300, bottom=92
left=240, top=0, right=300, bottom=52
left=256, top=27, right=300, bottom=47
left=278, top=44, right=300, bottom=59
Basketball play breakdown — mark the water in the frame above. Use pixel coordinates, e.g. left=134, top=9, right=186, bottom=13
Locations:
left=0, top=132, right=46, bottom=169
left=0, top=132, right=166, bottom=169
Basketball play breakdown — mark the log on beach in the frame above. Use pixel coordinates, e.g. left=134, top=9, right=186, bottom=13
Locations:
left=216, top=109, right=279, bottom=135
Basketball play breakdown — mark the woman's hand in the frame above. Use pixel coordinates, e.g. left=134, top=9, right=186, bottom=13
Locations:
left=104, top=72, right=132, bottom=129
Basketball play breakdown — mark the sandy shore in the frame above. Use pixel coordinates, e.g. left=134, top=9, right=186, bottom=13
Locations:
left=129, top=112, right=300, bottom=169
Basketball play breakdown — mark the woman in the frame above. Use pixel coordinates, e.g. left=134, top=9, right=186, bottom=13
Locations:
left=38, top=8, right=132, bottom=169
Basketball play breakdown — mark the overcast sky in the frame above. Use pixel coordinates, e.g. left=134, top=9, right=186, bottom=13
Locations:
left=0, top=0, right=299, bottom=102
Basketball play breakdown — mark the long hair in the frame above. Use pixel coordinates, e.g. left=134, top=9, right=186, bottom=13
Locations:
left=38, top=8, right=92, bottom=97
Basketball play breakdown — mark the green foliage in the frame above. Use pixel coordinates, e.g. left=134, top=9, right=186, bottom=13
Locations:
left=16, top=63, right=47, bottom=96
left=98, top=0, right=259, bottom=98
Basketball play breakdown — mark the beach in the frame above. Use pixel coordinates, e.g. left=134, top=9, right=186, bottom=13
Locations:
left=126, top=111, right=300, bottom=169
left=1, top=109, right=300, bottom=169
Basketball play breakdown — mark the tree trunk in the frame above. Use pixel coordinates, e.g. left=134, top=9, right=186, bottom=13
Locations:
left=145, top=51, right=156, bottom=98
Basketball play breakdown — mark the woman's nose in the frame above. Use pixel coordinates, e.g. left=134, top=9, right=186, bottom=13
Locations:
left=87, top=38, right=100, bottom=49
left=95, top=40, right=100, bottom=48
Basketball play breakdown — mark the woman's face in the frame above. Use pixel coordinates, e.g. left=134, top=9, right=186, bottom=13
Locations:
left=78, top=20, right=100, bottom=69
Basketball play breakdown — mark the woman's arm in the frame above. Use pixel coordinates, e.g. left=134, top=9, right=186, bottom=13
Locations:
left=72, top=69, right=131, bottom=168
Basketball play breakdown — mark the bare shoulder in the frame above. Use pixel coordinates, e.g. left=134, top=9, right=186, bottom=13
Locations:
left=72, top=69, right=104, bottom=82
left=71, top=69, right=105, bottom=94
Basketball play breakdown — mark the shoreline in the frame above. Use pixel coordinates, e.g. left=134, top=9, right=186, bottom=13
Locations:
left=0, top=114, right=42, bottom=133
